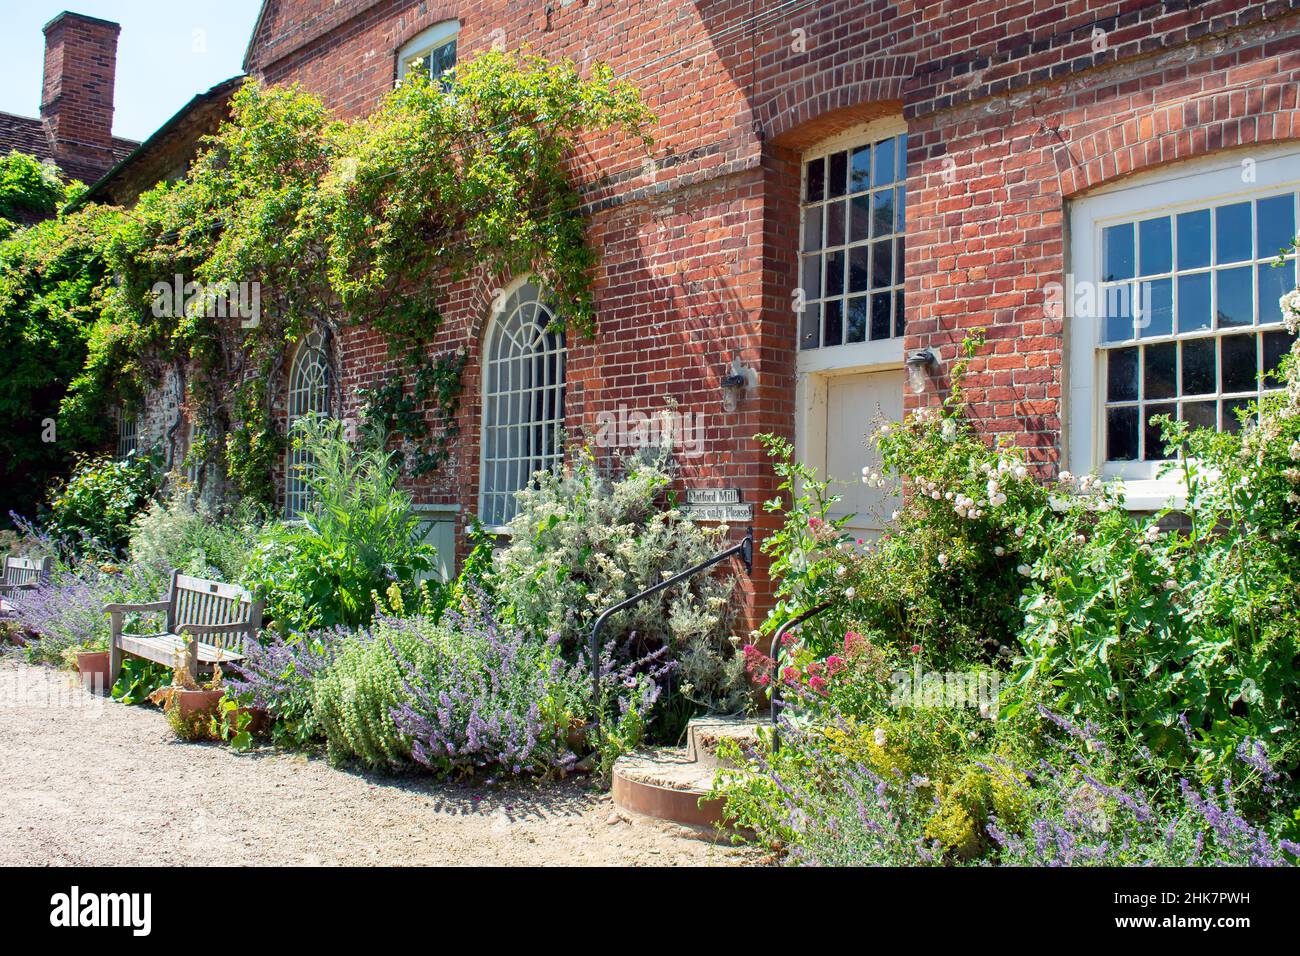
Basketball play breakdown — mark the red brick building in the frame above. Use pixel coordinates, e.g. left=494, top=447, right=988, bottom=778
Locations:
left=0, top=12, right=137, bottom=207
left=137, top=1, right=1300, bottom=628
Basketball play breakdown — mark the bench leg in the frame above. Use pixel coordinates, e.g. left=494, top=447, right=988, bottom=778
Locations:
left=108, top=612, right=124, bottom=688
left=188, top=634, right=200, bottom=686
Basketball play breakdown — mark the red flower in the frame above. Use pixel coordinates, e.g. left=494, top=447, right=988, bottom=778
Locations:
left=909, top=644, right=921, bottom=655
left=808, top=676, right=828, bottom=695
left=826, top=655, right=846, bottom=675
left=781, top=666, right=801, bottom=686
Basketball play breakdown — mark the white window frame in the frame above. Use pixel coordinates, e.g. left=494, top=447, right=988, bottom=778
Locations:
left=478, top=279, right=567, bottom=532
left=117, top=414, right=138, bottom=460
left=396, top=20, right=459, bottom=86
left=285, top=328, right=333, bottom=519
left=1068, top=144, right=1300, bottom=509
left=796, top=116, right=908, bottom=377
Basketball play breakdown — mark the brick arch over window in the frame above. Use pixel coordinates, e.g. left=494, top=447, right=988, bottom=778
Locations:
left=1056, top=102, right=1300, bottom=198
left=762, top=60, right=913, bottom=151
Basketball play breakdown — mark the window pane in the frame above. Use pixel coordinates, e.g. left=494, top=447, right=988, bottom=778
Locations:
left=1103, top=284, right=1133, bottom=342
left=803, top=205, right=822, bottom=252
left=1138, top=217, right=1172, bottom=276
left=848, top=246, right=869, bottom=293
left=1180, top=339, right=1215, bottom=395
left=1223, top=398, right=1253, bottom=433
left=896, top=133, right=907, bottom=178
left=1215, top=267, right=1253, bottom=327
left=870, top=293, right=891, bottom=340
left=1215, top=202, right=1252, bottom=263
left=1139, top=278, right=1173, bottom=338
left=871, top=240, right=892, bottom=289
left=1182, top=400, right=1216, bottom=431
left=1107, top=347, right=1139, bottom=402
left=845, top=296, right=867, bottom=343
left=873, top=189, right=894, bottom=238
left=1177, top=209, right=1211, bottom=269
left=826, top=250, right=844, bottom=297
left=1144, top=342, right=1176, bottom=399
left=849, top=145, right=871, bottom=192
left=1263, top=329, right=1297, bottom=382
left=800, top=302, right=820, bottom=349
left=1144, top=403, right=1175, bottom=460
left=872, top=138, right=895, bottom=188
left=828, top=151, right=848, bottom=198
left=1221, top=335, right=1257, bottom=393
left=850, top=194, right=870, bottom=243
left=1106, top=407, right=1139, bottom=461
left=1256, top=193, right=1296, bottom=257
left=801, top=254, right=821, bottom=300
left=893, top=289, right=905, bottom=336
left=1258, top=263, right=1292, bottom=326
left=1103, top=223, right=1135, bottom=281
left=805, top=158, right=824, bottom=203
left=826, top=200, right=846, bottom=247
left=823, top=300, right=843, bottom=346
left=896, top=187, right=906, bottom=232
left=1177, top=272, right=1211, bottom=332
left=894, top=237, right=905, bottom=285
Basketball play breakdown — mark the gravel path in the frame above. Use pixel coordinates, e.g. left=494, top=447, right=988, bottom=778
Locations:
left=0, top=660, right=744, bottom=866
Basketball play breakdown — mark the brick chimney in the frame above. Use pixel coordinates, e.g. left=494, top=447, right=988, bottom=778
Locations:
left=40, top=12, right=121, bottom=179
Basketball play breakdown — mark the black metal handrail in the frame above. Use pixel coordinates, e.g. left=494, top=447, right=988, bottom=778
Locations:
left=589, top=530, right=754, bottom=745
left=768, top=599, right=836, bottom=751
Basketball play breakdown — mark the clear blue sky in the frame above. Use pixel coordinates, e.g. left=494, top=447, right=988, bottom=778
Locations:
left=0, top=0, right=264, bottom=142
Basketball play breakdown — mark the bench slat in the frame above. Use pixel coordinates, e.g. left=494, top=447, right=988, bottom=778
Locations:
left=117, top=633, right=245, bottom=667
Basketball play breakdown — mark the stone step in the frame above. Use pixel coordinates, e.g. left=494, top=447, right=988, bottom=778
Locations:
left=685, top=715, right=765, bottom=769
left=611, top=748, right=725, bottom=829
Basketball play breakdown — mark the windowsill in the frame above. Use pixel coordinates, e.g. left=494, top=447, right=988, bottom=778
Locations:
left=1112, top=477, right=1187, bottom=512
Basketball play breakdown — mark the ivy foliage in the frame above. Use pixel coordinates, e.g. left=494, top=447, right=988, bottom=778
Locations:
left=62, top=52, right=652, bottom=505
left=0, top=151, right=78, bottom=236
left=0, top=187, right=125, bottom=522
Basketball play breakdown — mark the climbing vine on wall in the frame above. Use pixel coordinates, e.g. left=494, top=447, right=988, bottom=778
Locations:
left=59, top=51, right=653, bottom=506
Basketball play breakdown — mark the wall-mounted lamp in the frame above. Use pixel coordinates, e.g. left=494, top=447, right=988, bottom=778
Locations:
left=905, top=348, right=938, bottom=394
left=721, top=356, right=753, bottom=413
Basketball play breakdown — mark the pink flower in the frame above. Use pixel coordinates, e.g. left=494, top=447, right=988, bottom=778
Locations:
left=808, top=676, right=828, bottom=695
left=781, top=666, right=801, bottom=686
left=826, top=655, right=846, bottom=676
left=909, top=644, right=921, bottom=655
left=844, top=631, right=865, bottom=655
left=808, top=517, right=823, bottom=530
left=807, top=661, right=823, bottom=677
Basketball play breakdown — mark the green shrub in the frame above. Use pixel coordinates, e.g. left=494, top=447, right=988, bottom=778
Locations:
left=490, top=446, right=745, bottom=717
left=45, top=453, right=160, bottom=555
left=241, top=417, right=435, bottom=632
left=127, top=485, right=265, bottom=582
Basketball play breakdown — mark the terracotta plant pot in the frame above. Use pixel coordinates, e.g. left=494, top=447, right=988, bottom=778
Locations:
left=75, top=650, right=112, bottom=694
left=173, top=687, right=225, bottom=722
left=566, top=721, right=593, bottom=755
left=224, top=705, right=267, bottom=737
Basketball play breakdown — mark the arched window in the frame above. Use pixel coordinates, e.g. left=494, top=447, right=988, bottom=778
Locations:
left=285, top=328, right=332, bottom=518
left=479, top=282, right=567, bottom=528
left=397, top=21, right=459, bottom=88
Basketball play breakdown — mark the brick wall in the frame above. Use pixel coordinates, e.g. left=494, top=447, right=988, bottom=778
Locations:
left=237, top=0, right=1300, bottom=631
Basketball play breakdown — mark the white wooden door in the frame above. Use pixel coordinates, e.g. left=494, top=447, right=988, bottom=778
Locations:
left=818, top=369, right=903, bottom=536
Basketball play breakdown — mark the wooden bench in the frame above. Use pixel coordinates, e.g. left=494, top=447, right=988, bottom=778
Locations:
left=105, top=570, right=263, bottom=683
left=0, top=555, right=52, bottom=617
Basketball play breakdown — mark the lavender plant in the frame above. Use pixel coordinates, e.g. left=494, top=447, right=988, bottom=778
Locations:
left=12, top=560, right=163, bottom=665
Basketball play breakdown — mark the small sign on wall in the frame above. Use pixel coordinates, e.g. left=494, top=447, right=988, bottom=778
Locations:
left=681, top=487, right=752, bottom=523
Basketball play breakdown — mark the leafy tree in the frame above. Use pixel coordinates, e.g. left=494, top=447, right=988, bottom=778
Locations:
left=0, top=185, right=124, bottom=523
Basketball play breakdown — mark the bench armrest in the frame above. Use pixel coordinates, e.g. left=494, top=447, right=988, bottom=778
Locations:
left=103, top=601, right=170, bottom=614
left=176, top=622, right=252, bottom=636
